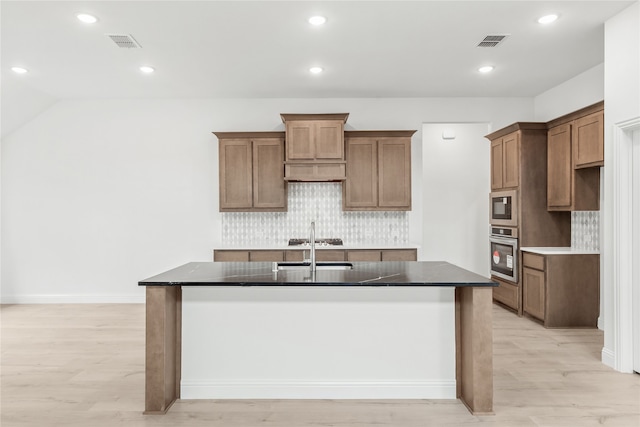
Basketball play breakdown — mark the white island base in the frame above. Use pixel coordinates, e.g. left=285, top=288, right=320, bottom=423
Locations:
left=181, top=287, right=456, bottom=400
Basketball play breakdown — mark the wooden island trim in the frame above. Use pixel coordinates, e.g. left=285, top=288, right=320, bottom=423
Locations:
left=143, top=285, right=493, bottom=416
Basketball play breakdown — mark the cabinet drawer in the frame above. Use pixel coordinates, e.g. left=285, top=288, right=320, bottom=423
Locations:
left=316, top=250, right=346, bottom=261
left=285, top=250, right=305, bottom=262
left=250, top=250, right=284, bottom=262
left=492, top=277, right=519, bottom=312
left=523, top=253, right=545, bottom=270
left=381, top=249, right=417, bottom=261
left=214, top=250, right=250, bottom=262
left=347, top=250, right=381, bottom=261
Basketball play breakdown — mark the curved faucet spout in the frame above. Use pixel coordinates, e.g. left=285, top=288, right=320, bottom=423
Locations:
left=309, top=221, right=316, bottom=273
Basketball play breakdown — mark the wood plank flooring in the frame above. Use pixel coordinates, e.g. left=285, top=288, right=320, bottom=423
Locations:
left=1, top=303, right=639, bottom=426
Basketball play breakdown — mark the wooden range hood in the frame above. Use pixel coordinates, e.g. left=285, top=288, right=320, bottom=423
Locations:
left=281, top=113, right=349, bottom=182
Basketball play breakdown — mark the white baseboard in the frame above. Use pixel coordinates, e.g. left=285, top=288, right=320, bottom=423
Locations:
left=602, top=346, right=616, bottom=369
left=0, top=294, right=145, bottom=304
left=181, top=380, right=457, bottom=400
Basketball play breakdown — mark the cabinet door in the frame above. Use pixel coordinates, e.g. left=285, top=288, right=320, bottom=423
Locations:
left=490, top=139, right=504, bottom=190
left=573, top=111, right=604, bottom=168
left=253, top=139, right=286, bottom=209
left=286, top=121, right=314, bottom=160
left=523, top=266, right=545, bottom=321
left=502, top=132, right=520, bottom=188
left=344, top=138, right=378, bottom=209
left=314, top=121, right=344, bottom=159
left=547, top=124, right=572, bottom=210
left=378, top=138, right=411, bottom=209
left=219, top=139, right=253, bottom=210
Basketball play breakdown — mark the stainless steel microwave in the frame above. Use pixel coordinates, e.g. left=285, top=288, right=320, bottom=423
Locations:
left=490, top=189, right=518, bottom=227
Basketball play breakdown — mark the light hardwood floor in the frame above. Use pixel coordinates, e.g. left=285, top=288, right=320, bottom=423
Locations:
left=1, top=303, right=639, bottom=426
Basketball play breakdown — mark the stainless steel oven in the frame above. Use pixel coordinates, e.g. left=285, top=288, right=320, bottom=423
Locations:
left=490, top=227, right=518, bottom=283
left=490, top=189, right=518, bottom=227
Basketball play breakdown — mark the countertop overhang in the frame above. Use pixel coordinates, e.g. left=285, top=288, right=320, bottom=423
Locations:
left=139, top=261, right=497, bottom=288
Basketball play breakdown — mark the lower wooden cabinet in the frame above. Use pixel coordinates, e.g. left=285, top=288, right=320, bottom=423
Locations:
left=214, top=248, right=417, bottom=262
left=491, top=276, right=521, bottom=314
left=522, top=251, right=599, bottom=327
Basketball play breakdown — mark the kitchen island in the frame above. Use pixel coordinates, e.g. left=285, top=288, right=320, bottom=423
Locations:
left=139, top=261, right=497, bottom=416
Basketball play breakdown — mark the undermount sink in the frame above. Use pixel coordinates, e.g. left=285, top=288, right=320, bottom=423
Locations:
left=273, top=261, right=354, bottom=271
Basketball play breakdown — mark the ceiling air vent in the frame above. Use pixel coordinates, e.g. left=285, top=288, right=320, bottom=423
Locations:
left=106, top=34, right=142, bottom=49
left=477, top=35, right=508, bottom=48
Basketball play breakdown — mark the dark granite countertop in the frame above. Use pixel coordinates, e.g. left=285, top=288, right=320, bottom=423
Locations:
left=139, top=261, right=497, bottom=288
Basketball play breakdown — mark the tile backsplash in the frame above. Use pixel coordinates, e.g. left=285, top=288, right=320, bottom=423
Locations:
left=221, top=183, right=409, bottom=246
left=571, top=211, right=600, bottom=251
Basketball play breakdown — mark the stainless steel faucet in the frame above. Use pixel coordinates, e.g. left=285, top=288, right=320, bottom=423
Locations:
left=309, top=221, right=316, bottom=272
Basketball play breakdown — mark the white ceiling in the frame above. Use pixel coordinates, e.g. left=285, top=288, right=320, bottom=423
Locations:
left=1, top=1, right=635, bottom=108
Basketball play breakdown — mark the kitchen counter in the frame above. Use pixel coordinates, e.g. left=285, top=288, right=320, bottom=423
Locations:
left=139, top=261, right=496, bottom=287
left=139, top=261, right=496, bottom=417
left=521, top=246, right=600, bottom=255
left=214, top=242, right=420, bottom=251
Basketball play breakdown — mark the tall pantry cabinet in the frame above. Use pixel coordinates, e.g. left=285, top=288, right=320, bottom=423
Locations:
left=486, top=124, right=571, bottom=315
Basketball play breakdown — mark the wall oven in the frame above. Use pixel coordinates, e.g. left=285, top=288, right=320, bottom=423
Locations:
left=490, top=189, right=518, bottom=227
left=490, top=227, right=518, bottom=283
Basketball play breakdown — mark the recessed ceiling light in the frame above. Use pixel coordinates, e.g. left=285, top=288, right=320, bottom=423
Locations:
left=538, top=14, right=558, bottom=24
left=308, top=16, right=327, bottom=26
left=309, top=66, right=323, bottom=74
left=478, top=65, right=494, bottom=73
left=11, top=66, right=28, bottom=74
left=139, top=66, right=155, bottom=74
left=76, top=13, right=98, bottom=24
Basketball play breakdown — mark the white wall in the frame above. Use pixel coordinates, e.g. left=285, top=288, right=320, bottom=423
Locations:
left=602, top=1, right=640, bottom=371
left=533, top=63, right=605, bottom=122
left=182, top=287, right=455, bottom=399
left=0, top=81, right=58, bottom=140
left=1, top=97, right=532, bottom=303
left=421, top=123, right=490, bottom=276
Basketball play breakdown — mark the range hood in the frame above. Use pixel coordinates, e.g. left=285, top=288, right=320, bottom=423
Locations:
left=281, top=113, right=349, bottom=182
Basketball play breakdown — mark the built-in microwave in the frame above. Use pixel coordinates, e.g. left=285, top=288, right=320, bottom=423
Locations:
left=490, top=189, right=518, bottom=227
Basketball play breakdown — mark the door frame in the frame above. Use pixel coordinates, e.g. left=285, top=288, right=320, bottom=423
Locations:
left=607, top=117, right=640, bottom=373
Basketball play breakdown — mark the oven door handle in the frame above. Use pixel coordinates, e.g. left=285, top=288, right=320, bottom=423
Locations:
left=489, top=235, right=518, bottom=248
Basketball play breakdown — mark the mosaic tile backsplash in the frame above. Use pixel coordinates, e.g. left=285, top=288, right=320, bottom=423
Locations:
left=572, top=211, right=600, bottom=251
left=221, top=183, right=409, bottom=246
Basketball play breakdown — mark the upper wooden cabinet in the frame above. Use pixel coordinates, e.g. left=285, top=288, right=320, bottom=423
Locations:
left=491, top=131, right=520, bottom=190
left=573, top=111, right=604, bottom=168
left=215, top=132, right=287, bottom=212
left=546, top=104, right=603, bottom=211
left=485, top=123, right=570, bottom=247
left=343, top=130, right=414, bottom=211
left=281, top=113, right=349, bottom=181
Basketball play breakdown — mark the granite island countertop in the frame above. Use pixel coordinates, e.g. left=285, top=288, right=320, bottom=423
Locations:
left=139, top=261, right=497, bottom=288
